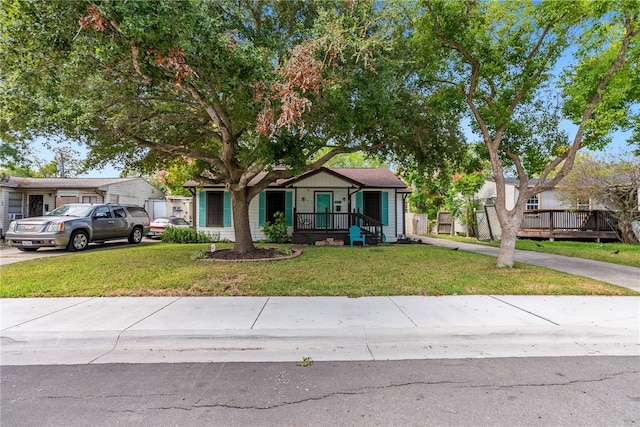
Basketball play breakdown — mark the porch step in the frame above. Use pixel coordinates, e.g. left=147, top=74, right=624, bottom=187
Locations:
left=315, top=238, right=344, bottom=246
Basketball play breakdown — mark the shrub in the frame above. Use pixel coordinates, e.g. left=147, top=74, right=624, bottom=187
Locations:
left=262, top=211, right=290, bottom=243
left=161, top=226, right=218, bottom=243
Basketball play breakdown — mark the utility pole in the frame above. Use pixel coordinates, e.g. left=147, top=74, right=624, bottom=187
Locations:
left=57, top=152, right=66, bottom=178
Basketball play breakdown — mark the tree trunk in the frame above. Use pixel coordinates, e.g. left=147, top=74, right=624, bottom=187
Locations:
left=229, top=188, right=255, bottom=254
left=618, top=217, right=637, bottom=244
left=495, top=202, right=526, bottom=268
left=497, top=216, right=521, bottom=268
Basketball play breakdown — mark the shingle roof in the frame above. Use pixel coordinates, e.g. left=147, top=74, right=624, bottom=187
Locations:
left=184, top=167, right=411, bottom=192
left=329, top=168, right=410, bottom=189
left=5, top=177, right=139, bottom=189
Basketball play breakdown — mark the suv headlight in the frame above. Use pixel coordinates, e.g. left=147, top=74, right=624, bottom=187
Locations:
left=47, top=222, right=65, bottom=232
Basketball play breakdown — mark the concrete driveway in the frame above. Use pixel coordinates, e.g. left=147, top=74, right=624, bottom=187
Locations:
left=0, top=238, right=159, bottom=266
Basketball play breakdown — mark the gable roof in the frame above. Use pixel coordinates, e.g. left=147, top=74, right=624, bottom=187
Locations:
left=330, top=168, right=410, bottom=189
left=184, top=167, right=411, bottom=192
left=285, top=167, right=410, bottom=191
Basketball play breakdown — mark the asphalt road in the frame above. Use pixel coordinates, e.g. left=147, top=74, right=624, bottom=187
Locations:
left=2, top=356, right=638, bottom=426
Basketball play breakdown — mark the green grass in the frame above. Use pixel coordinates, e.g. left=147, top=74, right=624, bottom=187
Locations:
left=1, top=242, right=637, bottom=297
left=430, top=235, right=640, bottom=268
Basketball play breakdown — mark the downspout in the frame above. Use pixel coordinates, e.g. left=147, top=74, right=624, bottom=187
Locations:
left=347, top=186, right=362, bottom=228
left=347, top=186, right=363, bottom=214
left=188, top=187, right=196, bottom=227
left=402, top=192, right=409, bottom=237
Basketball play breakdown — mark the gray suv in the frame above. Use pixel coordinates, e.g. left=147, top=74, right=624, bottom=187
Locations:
left=5, top=203, right=151, bottom=252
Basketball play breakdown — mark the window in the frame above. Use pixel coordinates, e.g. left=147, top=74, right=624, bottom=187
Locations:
left=8, top=192, right=23, bottom=216
left=206, top=192, right=224, bottom=227
left=94, top=206, right=112, bottom=218
left=82, top=196, right=98, bottom=204
left=126, top=206, right=149, bottom=218
left=266, top=191, right=285, bottom=224
left=113, top=207, right=126, bottom=218
left=525, top=194, right=539, bottom=210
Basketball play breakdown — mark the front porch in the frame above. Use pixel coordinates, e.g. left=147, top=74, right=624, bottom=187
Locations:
left=292, top=211, right=385, bottom=245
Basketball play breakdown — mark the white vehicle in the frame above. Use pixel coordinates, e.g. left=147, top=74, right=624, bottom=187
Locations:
left=147, top=216, right=191, bottom=238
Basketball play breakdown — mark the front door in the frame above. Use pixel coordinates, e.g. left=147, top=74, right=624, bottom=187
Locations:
left=315, top=192, right=332, bottom=229
left=28, top=195, right=44, bottom=217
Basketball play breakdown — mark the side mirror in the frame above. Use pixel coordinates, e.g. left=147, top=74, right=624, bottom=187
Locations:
left=94, top=212, right=108, bottom=218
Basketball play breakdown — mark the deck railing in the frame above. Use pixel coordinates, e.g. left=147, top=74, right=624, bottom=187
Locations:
left=520, top=210, right=618, bottom=232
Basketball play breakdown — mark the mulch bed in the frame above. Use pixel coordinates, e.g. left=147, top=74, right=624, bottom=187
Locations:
left=201, top=247, right=301, bottom=262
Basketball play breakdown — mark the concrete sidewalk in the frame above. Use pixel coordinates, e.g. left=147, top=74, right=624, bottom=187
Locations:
left=1, top=296, right=638, bottom=365
left=408, top=235, right=640, bottom=292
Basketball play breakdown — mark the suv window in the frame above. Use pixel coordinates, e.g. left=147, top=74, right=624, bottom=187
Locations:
left=94, top=206, right=112, bottom=218
left=126, top=206, right=149, bottom=217
left=113, top=207, right=127, bottom=218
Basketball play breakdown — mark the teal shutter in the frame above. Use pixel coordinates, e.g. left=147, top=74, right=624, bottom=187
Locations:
left=223, top=192, right=232, bottom=227
left=258, top=192, right=266, bottom=225
left=198, top=191, right=206, bottom=227
left=355, top=192, right=363, bottom=213
left=285, top=191, right=293, bottom=226
left=381, top=192, right=389, bottom=226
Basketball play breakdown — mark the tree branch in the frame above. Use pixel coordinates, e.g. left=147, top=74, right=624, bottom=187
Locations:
left=115, top=127, right=227, bottom=172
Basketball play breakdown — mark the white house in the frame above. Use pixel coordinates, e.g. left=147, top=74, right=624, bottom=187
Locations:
left=475, top=177, right=569, bottom=210
left=473, top=177, right=626, bottom=241
left=184, top=167, right=411, bottom=244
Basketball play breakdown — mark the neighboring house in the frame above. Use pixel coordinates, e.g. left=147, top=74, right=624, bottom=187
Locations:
left=475, top=177, right=638, bottom=211
left=184, top=167, right=411, bottom=244
left=0, top=176, right=162, bottom=237
left=475, top=178, right=568, bottom=211
left=474, top=177, right=624, bottom=241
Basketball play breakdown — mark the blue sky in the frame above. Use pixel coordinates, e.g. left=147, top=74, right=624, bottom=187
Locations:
left=32, top=123, right=634, bottom=179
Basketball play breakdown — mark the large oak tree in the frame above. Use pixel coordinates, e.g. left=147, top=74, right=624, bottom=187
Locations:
left=1, top=0, right=461, bottom=253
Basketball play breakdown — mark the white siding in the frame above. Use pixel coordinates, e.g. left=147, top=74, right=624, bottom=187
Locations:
left=292, top=172, right=352, bottom=188
left=476, top=180, right=570, bottom=211
left=195, top=190, right=295, bottom=242
left=106, top=179, right=159, bottom=206
left=294, top=188, right=350, bottom=213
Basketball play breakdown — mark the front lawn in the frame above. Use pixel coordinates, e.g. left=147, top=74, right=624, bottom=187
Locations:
left=1, top=243, right=636, bottom=297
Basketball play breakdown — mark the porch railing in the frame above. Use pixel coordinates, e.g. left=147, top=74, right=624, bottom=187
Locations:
left=520, top=210, right=618, bottom=232
left=294, top=210, right=385, bottom=242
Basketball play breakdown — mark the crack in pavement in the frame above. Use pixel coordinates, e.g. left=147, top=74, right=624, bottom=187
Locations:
left=154, top=381, right=463, bottom=411
left=147, top=370, right=640, bottom=412
left=17, top=371, right=637, bottom=412
left=468, top=370, right=640, bottom=390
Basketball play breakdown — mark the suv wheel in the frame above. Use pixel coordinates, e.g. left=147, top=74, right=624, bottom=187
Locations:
left=128, top=227, right=143, bottom=244
left=67, top=230, right=89, bottom=251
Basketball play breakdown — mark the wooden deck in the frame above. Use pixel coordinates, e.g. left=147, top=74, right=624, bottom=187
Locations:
left=518, top=210, right=619, bottom=242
